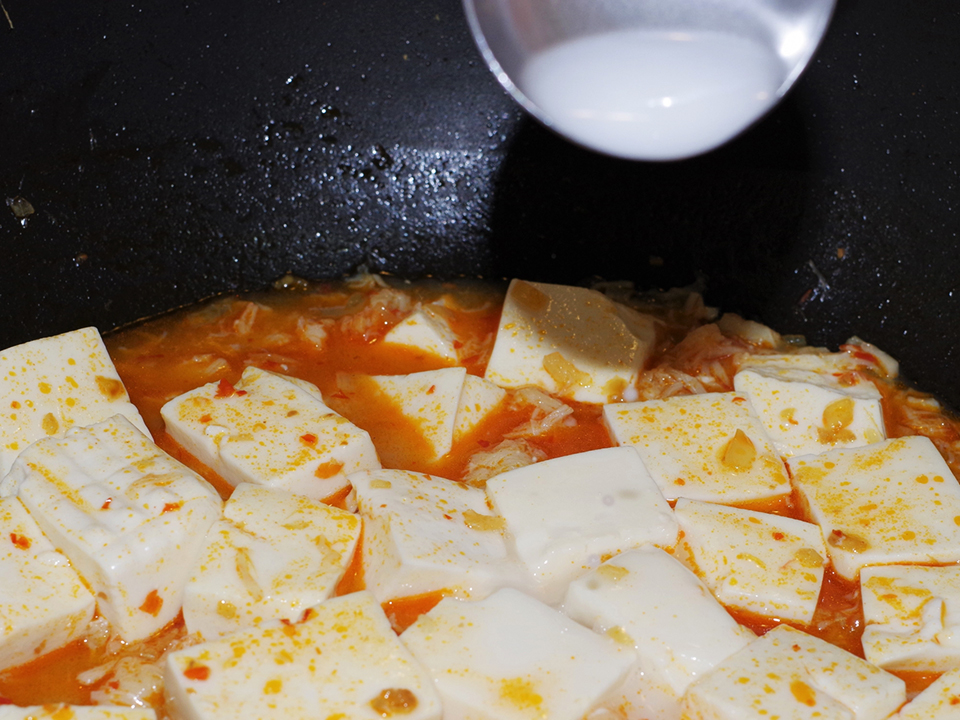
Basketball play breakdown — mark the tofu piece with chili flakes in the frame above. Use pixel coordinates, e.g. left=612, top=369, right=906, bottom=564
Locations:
left=859, top=564, right=960, bottom=673
left=0, top=327, right=151, bottom=475
left=739, top=344, right=899, bottom=381
left=733, top=363, right=885, bottom=458
left=787, top=435, right=960, bottom=581
left=401, top=587, right=634, bottom=720
left=164, top=591, right=441, bottom=720
left=160, top=366, right=380, bottom=499
left=673, top=498, right=827, bottom=625
left=894, top=666, right=960, bottom=719
left=350, top=469, right=522, bottom=603
left=182, top=483, right=361, bottom=641
left=0, top=496, right=95, bottom=672
left=452, top=374, right=507, bottom=444
left=0, top=706, right=156, bottom=719
left=0, top=415, right=221, bottom=642
left=603, top=392, right=791, bottom=505
left=680, top=624, right=906, bottom=720
left=365, top=367, right=470, bottom=461
left=562, top=546, right=755, bottom=720
left=382, top=306, right=460, bottom=363
left=735, top=351, right=859, bottom=374
left=484, top=279, right=656, bottom=404
left=485, top=446, right=678, bottom=604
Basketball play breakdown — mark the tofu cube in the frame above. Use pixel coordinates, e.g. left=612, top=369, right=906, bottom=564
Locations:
left=0, top=707, right=156, bottom=720
left=401, top=587, right=634, bottom=720
left=366, top=367, right=467, bottom=461
left=563, top=546, right=755, bottom=720
left=894, top=667, right=960, bottom=719
left=681, top=624, right=906, bottom=720
left=716, top=313, right=781, bottom=347
left=452, top=375, right=507, bottom=444
left=165, top=591, right=441, bottom=720
left=0, top=327, right=150, bottom=475
left=788, top=436, right=960, bottom=580
left=603, top=392, right=791, bottom=505
left=740, top=347, right=898, bottom=380
left=844, top=338, right=900, bottom=378
left=0, top=497, right=96, bottom=671
left=0, top=415, right=222, bottom=641
left=351, top=469, right=521, bottom=602
left=673, top=498, right=827, bottom=624
left=735, top=352, right=861, bottom=374
left=484, top=279, right=656, bottom=404
left=860, top=564, right=960, bottom=672
left=383, top=307, right=460, bottom=363
left=486, top=446, right=678, bottom=603
left=183, top=483, right=361, bottom=640
left=734, top=364, right=885, bottom=457
left=161, top=366, right=380, bottom=499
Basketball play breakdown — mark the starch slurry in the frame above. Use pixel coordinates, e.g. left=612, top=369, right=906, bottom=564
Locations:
left=520, top=29, right=786, bottom=160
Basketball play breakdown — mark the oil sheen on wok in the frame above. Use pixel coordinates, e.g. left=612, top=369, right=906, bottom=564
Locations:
left=0, top=274, right=959, bottom=720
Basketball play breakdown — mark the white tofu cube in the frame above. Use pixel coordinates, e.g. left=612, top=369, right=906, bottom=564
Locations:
left=603, top=392, right=791, bottom=505
left=716, top=313, right=781, bottom=347
left=0, top=497, right=95, bottom=671
left=894, top=667, right=960, bottom=719
left=735, top=351, right=862, bottom=375
left=401, top=587, right=634, bottom=720
left=860, top=564, right=960, bottom=672
left=0, top=707, right=156, bottom=720
left=843, top=338, right=900, bottom=378
left=788, top=436, right=960, bottom=580
left=452, top=375, right=507, bottom=444
left=165, top=591, right=441, bottom=720
left=0, top=416, right=222, bottom=641
left=681, top=624, right=906, bottom=720
left=366, top=367, right=467, bottom=461
left=486, top=447, right=678, bottom=603
left=673, top=498, right=827, bottom=624
left=742, top=346, right=898, bottom=381
left=734, top=365, right=885, bottom=457
left=161, top=366, right=380, bottom=499
left=0, top=327, right=150, bottom=475
left=351, top=469, right=521, bottom=602
left=563, top=546, right=755, bottom=720
left=383, top=307, right=460, bottom=363
left=484, top=279, right=656, bottom=404
left=183, top=483, right=361, bottom=640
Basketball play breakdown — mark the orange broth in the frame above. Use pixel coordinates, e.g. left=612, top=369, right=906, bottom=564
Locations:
left=0, top=638, right=99, bottom=705
left=4, top=276, right=959, bottom=708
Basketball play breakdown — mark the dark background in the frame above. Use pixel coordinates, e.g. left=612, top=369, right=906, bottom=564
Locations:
left=0, top=1, right=958, bottom=402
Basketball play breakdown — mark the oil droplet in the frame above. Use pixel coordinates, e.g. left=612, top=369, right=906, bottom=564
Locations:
left=370, top=688, right=418, bottom=717
left=722, top=429, right=756, bottom=471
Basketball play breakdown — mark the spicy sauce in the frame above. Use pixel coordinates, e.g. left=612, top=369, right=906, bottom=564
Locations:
left=5, top=276, right=958, bottom=710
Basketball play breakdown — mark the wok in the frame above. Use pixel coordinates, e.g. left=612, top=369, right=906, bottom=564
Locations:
left=0, top=0, right=958, bottom=405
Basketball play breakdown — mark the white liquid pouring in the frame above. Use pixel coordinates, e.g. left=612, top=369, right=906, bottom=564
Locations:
left=520, top=29, right=787, bottom=160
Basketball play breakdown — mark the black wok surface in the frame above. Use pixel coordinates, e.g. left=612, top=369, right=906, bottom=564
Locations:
left=1, top=1, right=958, bottom=403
